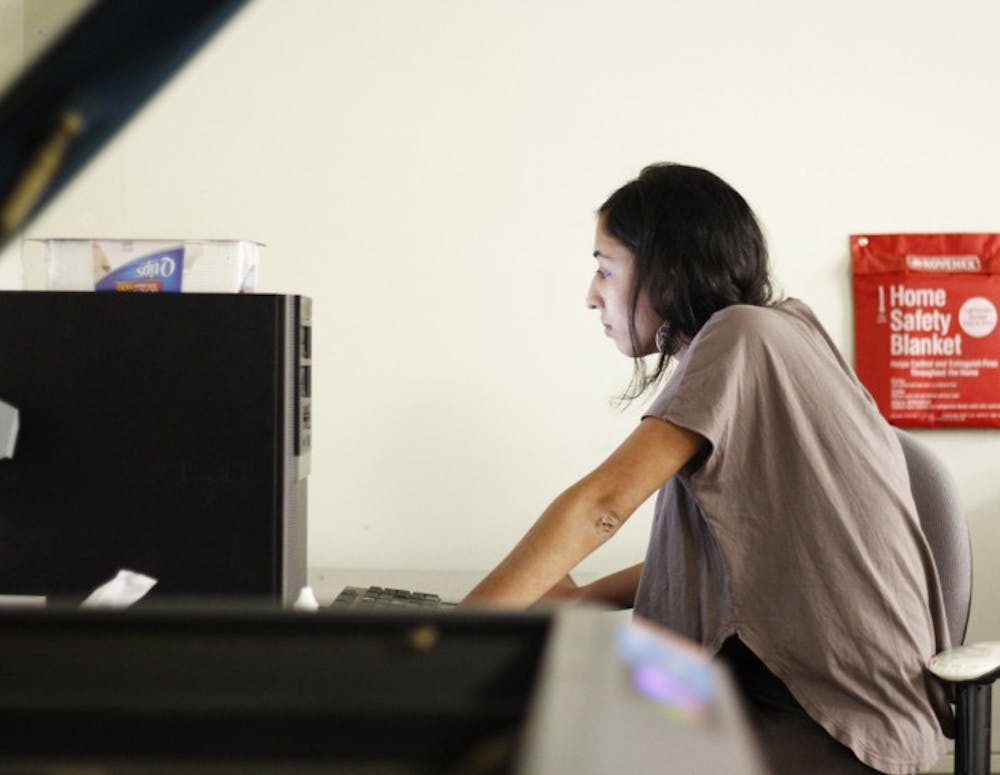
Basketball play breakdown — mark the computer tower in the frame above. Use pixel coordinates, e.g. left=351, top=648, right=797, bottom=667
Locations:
left=0, top=291, right=311, bottom=604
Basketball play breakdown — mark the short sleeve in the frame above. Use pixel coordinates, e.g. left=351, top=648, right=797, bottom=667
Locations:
left=643, top=306, right=765, bottom=456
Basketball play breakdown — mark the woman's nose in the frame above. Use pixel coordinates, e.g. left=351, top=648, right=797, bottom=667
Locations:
left=585, top=278, right=601, bottom=310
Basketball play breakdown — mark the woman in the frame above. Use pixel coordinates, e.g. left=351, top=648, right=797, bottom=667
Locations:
left=463, top=164, right=951, bottom=775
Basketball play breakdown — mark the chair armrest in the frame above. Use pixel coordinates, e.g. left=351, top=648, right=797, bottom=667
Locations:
left=929, top=641, right=1000, bottom=683
left=930, top=644, right=999, bottom=775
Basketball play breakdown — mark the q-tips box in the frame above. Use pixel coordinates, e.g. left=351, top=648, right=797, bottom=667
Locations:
left=22, top=239, right=261, bottom=293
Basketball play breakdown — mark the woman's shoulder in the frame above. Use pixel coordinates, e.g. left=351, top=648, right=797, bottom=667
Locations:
left=680, top=299, right=821, bottom=368
left=710, top=297, right=807, bottom=323
left=699, top=298, right=814, bottom=340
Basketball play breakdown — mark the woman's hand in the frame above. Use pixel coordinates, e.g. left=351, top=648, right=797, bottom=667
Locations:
left=540, top=574, right=583, bottom=602
left=538, top=564, right=644, bottom=609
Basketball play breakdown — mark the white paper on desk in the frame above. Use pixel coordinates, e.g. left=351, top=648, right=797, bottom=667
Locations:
left=0, top=399, right=18, bottom=459
left=293, top=586, right=319, bottom=611
left=81, top=569, right=157, bottom=608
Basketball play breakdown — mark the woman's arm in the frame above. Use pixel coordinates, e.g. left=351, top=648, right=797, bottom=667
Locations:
left=462, top=417, right=704, bottom=607
left=580, top=563, right=645, bottom=608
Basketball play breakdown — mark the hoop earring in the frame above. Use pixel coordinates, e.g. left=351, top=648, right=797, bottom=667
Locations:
left=655, top=321, right=671, bottom=354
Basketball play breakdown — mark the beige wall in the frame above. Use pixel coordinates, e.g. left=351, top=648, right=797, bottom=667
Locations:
left=0, top=0, right=91, bottom=91
left=1, top=3, right=997, bottom=763
left=0, top=0, right=23, bottom=94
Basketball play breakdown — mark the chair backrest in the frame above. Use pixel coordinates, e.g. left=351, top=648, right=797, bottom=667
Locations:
left=894, top=428, right=972, bottom=648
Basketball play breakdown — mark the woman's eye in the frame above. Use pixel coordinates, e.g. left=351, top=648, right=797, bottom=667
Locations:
left=596, top=268, right=610, bottom=279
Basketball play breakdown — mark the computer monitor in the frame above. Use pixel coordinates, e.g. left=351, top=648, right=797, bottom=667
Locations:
left=0, top=603, right=764, bottom=774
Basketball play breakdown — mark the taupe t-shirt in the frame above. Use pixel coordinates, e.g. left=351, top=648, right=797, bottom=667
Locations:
left=634, top=299, right=950, bottom=775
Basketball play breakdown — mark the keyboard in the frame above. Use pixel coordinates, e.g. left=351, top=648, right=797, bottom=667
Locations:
left=330, top=585, right=456, bottom=610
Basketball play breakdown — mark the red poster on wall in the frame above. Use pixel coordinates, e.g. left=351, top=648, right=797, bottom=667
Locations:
left=852, top=233, right=1000, bottom=428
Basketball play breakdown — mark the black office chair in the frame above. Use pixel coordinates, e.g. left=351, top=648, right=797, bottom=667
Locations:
left=895, top=429, right=1000, bottom=775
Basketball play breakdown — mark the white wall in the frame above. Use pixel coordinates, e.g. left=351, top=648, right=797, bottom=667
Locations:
left=3, top=0, right=998, bottom=668
left=0, top=1, right=22, bottom=96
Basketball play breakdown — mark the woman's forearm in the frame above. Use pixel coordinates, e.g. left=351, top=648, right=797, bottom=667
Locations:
left=577, top=562, right=644, bottom=608
left=462, top=418, right=703, bottom=608
left=462, top=483, right=624, bottom=606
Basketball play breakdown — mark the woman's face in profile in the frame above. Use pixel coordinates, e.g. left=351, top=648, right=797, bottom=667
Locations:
left=587, top=219, right=663, bottom=357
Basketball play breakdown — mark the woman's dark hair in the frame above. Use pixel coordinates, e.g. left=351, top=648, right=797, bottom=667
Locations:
left=598, top=163, right=774, bottom=400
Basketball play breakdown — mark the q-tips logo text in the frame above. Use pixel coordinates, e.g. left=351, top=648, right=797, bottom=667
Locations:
left=95, top=245, right=185, bottom=292
left=134, top=255, right=178, bottom=279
